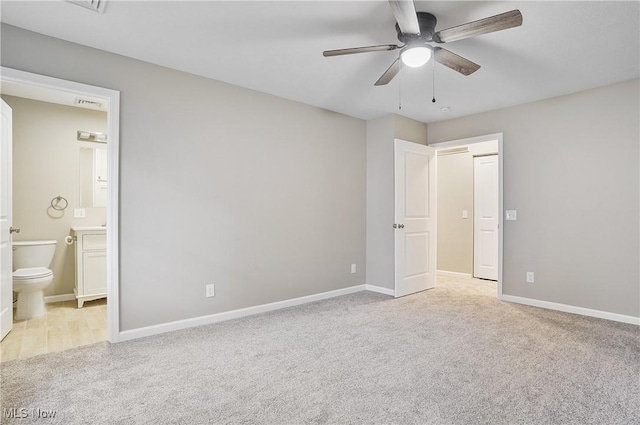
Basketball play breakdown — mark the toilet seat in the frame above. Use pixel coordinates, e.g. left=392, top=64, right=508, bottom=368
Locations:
left=13, top=267, right=53, bottom=280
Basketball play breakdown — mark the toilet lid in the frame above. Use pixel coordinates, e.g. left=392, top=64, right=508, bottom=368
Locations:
left=13, top=267, right=53, bottom=279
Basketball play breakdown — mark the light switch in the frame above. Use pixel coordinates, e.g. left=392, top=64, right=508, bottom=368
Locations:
left=74, top=208, right=86, bottom=218
left=505, top=210, right=517, bottom=221
left=462, top=210, right=469, bottom=219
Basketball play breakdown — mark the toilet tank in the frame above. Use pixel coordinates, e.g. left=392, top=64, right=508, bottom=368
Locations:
left=12, top=240, right=57, bottom=270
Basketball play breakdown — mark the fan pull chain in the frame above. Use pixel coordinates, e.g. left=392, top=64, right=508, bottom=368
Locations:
left=432, top=53, right=436, bottom=103
left=398, top=60, right=402, bottom=110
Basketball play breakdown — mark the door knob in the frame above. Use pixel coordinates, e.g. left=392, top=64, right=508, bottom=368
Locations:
left=10, top=227, right=20, bottom=234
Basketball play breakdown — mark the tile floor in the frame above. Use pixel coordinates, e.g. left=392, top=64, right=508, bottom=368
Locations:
left=0, top=298, right=107, bottom=362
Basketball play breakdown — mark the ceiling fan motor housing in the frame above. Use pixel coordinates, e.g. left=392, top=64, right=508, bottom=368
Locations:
left=396, top=12, right=437, bottom=43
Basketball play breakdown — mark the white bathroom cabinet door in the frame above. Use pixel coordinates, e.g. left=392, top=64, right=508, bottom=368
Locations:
left=73, top=229, right=107, bottom=308
left=82, top=251, right=107, bottom=296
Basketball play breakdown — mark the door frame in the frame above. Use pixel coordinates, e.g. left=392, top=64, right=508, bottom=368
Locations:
left=0, top=67, right=121, bottom=342
left=430, top=133, right=504, bottom=299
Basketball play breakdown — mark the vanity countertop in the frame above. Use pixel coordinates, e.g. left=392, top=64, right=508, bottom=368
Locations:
left=71, top=226, right=107, bottom=232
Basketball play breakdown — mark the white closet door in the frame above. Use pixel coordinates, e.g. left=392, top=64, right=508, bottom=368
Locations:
left=473, top=155, right=499, bottom=280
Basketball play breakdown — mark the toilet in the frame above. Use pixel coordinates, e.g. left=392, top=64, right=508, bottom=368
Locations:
left=12, top=240, right=57, bottom=320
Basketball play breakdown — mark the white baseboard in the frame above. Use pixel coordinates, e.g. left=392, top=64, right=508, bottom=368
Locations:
left=437, top=270, right=472, bottom=278
left=501, top=294, right=640, bottom=326
left=44, top=294, right=76, bottom=304
left=119, top=284, right=366, bottom=342
left=364, top=284, right=395, bottom=296
left=114, top=283, right=638, bottom=344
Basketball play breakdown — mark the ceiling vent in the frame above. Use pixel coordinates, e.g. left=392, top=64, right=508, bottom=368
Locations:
left=75, top=97, right=104, bottom=110
left=67, top=0, right=107, bottom=13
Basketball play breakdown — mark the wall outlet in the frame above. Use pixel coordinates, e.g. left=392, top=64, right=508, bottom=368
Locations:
left=206, top=284, right=215, bottom=298
left=506, top=210, right=517, bottom=221
left=74, top=208, right=86, bottom=218
left=526, top=272, right=535, bottom=283
left=351, top=264, right=357, bottom=274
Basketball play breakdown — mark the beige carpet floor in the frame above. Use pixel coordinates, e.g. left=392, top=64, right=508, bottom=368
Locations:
left=1, top=275, right=638, bottom=424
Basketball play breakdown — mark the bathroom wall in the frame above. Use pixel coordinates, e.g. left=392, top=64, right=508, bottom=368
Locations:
left=2, top=94, right=107, bottom=297
left=1, top=24, right=367, bottom=331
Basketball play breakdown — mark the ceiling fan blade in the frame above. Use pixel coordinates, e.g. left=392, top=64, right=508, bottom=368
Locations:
left=388, top=0, right=420, bottom=35
left=432, top=9, right=523, bottom=44
left=434, top=47, right=480, bottom=76
left=323, top=44, right=399, bottom=57
left=374, top=58, right=401, bottom=86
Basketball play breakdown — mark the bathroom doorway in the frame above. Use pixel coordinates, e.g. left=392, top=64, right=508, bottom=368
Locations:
left=0, top=67, right=120, bottom=359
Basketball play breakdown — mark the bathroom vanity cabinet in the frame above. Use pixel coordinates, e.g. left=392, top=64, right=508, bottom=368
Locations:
left=71, top=227, right=107, bottom=308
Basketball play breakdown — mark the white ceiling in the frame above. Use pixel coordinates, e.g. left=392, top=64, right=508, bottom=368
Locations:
left=1, top=1, right=638, bottom=123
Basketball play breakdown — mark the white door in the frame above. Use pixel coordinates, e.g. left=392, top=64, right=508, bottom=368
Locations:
left=473, top=155, right=499, bottom=280
left=1, top=99, right=13, bottom=340
left=394, top=140, right=436, bottom=297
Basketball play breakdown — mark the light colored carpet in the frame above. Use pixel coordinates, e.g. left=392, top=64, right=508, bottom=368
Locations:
left=1, top=275, right=638, bottom=424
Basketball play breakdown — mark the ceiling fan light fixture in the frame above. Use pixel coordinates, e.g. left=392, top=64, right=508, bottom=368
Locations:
left=401, top=46, right=432, bottom=68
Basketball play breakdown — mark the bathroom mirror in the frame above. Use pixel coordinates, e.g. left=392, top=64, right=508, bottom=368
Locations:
left=79, top=146, right=107, bottom=207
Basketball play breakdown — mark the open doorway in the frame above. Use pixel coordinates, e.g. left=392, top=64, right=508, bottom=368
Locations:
left=0, top=67, right=120, bottom=359
left=431, top=133, right=504, bottom=298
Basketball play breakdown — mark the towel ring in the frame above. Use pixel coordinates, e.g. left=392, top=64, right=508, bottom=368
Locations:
left=51, top=196, right=68, bottom=211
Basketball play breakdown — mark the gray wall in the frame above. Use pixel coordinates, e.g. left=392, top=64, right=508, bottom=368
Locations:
left=429, top=79, right=640, bottom=317
left=394, top=114, right=428, bottom=146
left=1, top=24, right=367, bottom=330
left=365, top=115, right=395, bottom=290
left=366, top=114, right=427, bottom=290
left=3, top=95, right=107, bottom=297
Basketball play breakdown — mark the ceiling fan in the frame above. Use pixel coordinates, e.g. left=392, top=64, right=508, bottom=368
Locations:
left=323, top=0, right=523, bottom=86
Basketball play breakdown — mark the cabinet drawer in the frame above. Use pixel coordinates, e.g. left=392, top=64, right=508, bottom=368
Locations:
left=82, top=234, right=106, bottom=250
